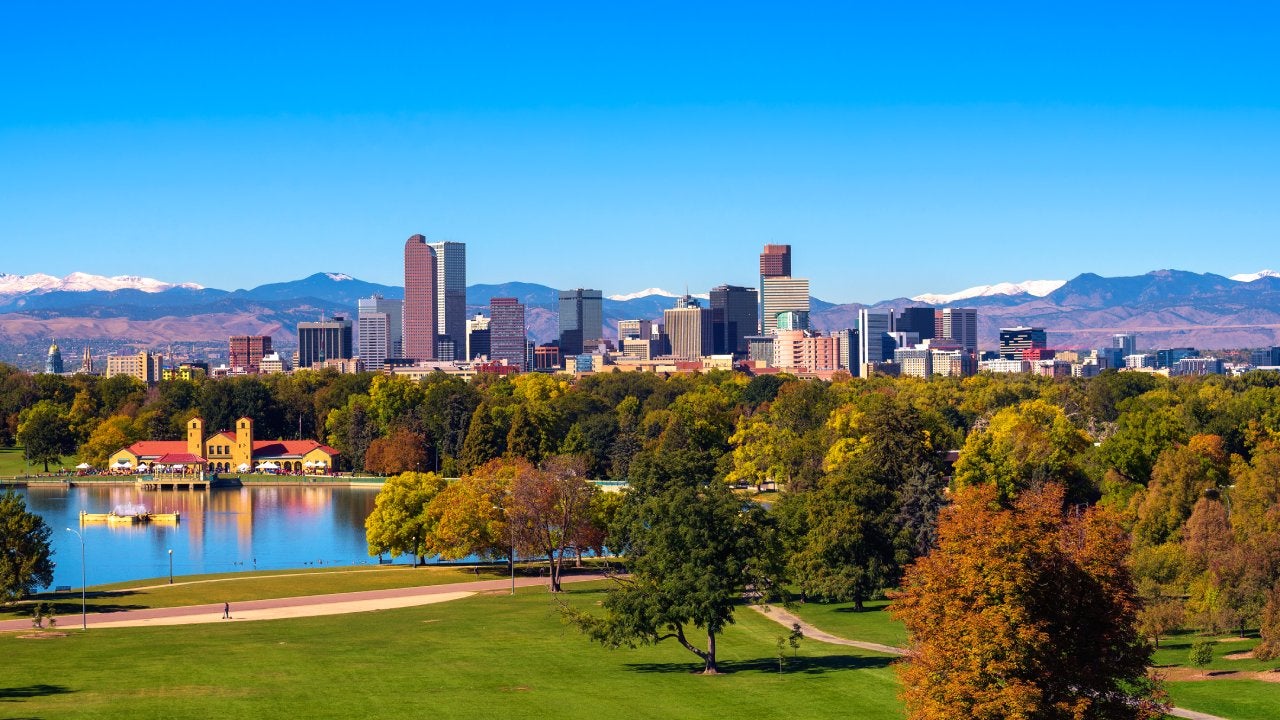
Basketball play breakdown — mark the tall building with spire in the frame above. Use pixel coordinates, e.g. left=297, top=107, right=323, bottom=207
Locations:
left=403, top=234, right=438, bottom=361
left=79, top=345, right=94, bottom=375
left=45, top=341, right=64, bottom=374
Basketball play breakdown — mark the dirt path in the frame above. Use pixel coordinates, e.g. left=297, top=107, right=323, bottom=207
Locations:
left=0, top=572, right=607, bottom=631
left=749, top=604, right=1227, bottom=720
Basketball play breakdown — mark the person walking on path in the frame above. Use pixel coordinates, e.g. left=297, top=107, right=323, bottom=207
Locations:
left=222, top=602, right=231, bottom=620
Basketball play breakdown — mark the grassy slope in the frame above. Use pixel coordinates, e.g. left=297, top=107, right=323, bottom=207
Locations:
left=0, top=446, right=77, bottom=476
left=4, top=565, right=520, bottom=619
left=1, top=585, right=904, bottom=720
left=782, top=598, right=908, bottom=648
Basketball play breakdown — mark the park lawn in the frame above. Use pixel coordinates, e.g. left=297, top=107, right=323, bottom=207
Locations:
left=0, top=446, right=77, bottom=477
left=1165, top=680, right=1280, bottom=720
left=1153, top=630, right=1275, bottom=673
left=783, top=598, right=909, bottom=649
left=0, top=583, right=905, bottom=720
left=6, top=564, right=523, bottom=620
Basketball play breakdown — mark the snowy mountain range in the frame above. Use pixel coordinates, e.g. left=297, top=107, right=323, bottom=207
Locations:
left=0, top=272, right=204, bottom=295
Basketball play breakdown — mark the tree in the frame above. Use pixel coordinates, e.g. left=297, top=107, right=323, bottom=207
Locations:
left=363, top=428, right=429, bottom=475
left=0, top=491, right=54, bottom=602
left=509, top=455, right=598, bottom=592
left=364, top=472, right=448, bottom=564
left=569, top=449, right=779, bottom=673
left=1254, top=582, right=1280, bottom=662
left=17, top=401, right=74, bottom=472
left=425, top=457, right=527, bottom=562
left=78, top=414, right=144, bottom=468
left=1132, top=435, right=1230, bottom=550
left=892, top=483, right=1164, bottom=720
left=953, top=399, right=1093, bottom=504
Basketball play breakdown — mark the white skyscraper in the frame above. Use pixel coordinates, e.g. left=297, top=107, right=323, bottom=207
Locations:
left=358, top=295, right=403, bottom=372
left=761, top=276, right=810, bottom=335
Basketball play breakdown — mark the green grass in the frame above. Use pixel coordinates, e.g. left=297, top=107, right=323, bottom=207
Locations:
left=0, top=446, right=77, bottom=477
left=783, top=598, right=909, bottom=649
left=5, top=564, right=534, bottom=620
left=1153, top=629, right=1273, bottom=673
left=1165, top=680, right=1280, bottom=720
left=0, top=583, right=905, bottom=720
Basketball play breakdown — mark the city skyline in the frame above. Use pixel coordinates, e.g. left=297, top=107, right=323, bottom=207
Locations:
left=3, top=4, right=1278, bottom=304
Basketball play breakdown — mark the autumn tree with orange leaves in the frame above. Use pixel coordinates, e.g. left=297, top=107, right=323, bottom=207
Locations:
left=892, top=483, right=1165, bottom=720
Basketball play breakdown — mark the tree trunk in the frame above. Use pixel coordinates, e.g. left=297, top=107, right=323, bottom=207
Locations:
left=548, top=550, right=562, bottom=593
left=703, top=628, right=718, bottom=674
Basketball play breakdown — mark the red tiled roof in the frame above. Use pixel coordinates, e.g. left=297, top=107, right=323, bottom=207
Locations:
left=155, top=453, right=207, bottom=465
left=209, top=431, right=236, bottom=442
left=126, top=441, right=187, bottom=457
left=251, top=440, right=339, bottom=459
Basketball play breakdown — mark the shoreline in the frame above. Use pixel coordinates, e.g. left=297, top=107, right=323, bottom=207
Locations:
left=0, top=476, right=386, bottom=489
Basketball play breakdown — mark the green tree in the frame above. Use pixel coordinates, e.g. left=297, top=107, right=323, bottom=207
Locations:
left=79, top=414, right=144, bottom=468
left=0, top=491, right=55, bottom=601
left=17, top=401, right=74, bottom=472
left=953, top=399, right=1092, bottom=504
left=364, top=471, right=448, bottom=564
left=569, top=449, right=778, bottom=673
left=1132, top=435, right=1231, bottom=549
left=892, top=483, right=1164, bottom=719
left=424, top=458, right=525, bottom=562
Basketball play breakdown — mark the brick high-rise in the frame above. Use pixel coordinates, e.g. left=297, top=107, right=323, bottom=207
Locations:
left=403, top=234, right=437, bottom=361
left=758, top=244, right=793, bottom=334
left=229, top=335, right=272, bottom=374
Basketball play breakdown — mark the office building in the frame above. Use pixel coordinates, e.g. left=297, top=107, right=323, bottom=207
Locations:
left=759, top=243, right=792, bottom=333
left=617, top=319, right=653, bottom=343
left=1125, top=354, right=1156, bottom=369
left=1251, top=347, right=1280, bottom=367
left=981, top=358, right=1031, bottom=374
left=403, top=234, right=437, bottom=361
left=664, top=298, right=714, bottom=360
left=937, top=308, right=979, bottom=353
left=298, top=315, right=353, bottom=369
left=229, top=335, right=272, bottom=374
left=357, top=296, right=403, bottom=372
left=897, top=308, right=937, bottom=342
left=931, top=348, right=978, bottom=378
left=709, top=284, right=758, bottom=356
left=428, top=241, right=466, bottom=360
left=558, top=288, right=603, bottom=356
left=466, top=314, right=490, bottom=361
left=773, top=330, right=837, bottom=372
left=831, top=328, right=858, bottom=371
left=45, top=341, right=63, bottom=374
left=105, top=350, right=163, bottom=384
left=259, top=353, right=290, bottom=374
left=1099, top=347, right=1125, bottom=370
left=999, top=327, right=1047, bottom=360
left=1155, top=347, right=1198, bottom=369
left=1113, top=333, right=1138, bottom=358
left=489, top=298, right=527, bottom=370
left=747, top=335, right=775, bottom=366
left=1173, top=357, right=1224, bottom=376
left=858, top=309, right=896, bottom=378
left=761, top=276, right=810, bottom=334
left=894, top=347, right=933, bottom=378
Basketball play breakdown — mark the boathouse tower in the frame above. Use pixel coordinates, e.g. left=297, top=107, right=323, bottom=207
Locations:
left=234, top=417, right=254, bottom=470
left=187, top=417, right=204, bottom=458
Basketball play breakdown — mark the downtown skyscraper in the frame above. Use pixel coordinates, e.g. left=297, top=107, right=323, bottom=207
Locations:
left=357, top=295, right=403, bottom=372
left=429, top=240, right=466, bottom=361
left=489, top=297, right=527, bottom=370
left=558, top=288, right=603, bottom=356
left=403, top=234, right=437, bottom=361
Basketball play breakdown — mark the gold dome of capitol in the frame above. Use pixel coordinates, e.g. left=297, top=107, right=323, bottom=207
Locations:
left=48, top=340, right=59, bottom=354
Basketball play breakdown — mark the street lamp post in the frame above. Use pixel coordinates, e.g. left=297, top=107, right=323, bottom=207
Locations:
left=64, top=528, right=86, bottom=630
left=168, top=549, right=173, bottom=584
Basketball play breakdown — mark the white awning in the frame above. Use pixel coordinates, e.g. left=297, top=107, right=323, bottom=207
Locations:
left=75, top=462, right=91, bottom=469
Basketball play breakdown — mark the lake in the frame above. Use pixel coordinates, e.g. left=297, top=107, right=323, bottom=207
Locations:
left=16, top=484, right=393, bottom=588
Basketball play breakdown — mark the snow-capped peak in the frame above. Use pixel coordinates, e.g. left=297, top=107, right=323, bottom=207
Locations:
left=608, top=288, right=680, bottom=301
left=0, top=272, right=203, bottom=296
left=325, top=272, right=355, bottom=282
left=911, top=279, right=1066, bottom=305
left=1230, top=270, right=1279, bottom=283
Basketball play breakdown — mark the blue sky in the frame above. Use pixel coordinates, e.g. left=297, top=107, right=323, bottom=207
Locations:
left=2, top=2, right=1277, bottom=303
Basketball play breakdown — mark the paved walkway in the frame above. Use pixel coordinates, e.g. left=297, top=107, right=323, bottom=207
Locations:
left=750, top=604, right=1227, bottom=720
left=0, top=572, right=607, bottom=632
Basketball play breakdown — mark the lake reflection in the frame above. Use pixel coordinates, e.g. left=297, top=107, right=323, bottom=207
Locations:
left=18, top=485, right=387, bottom=588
